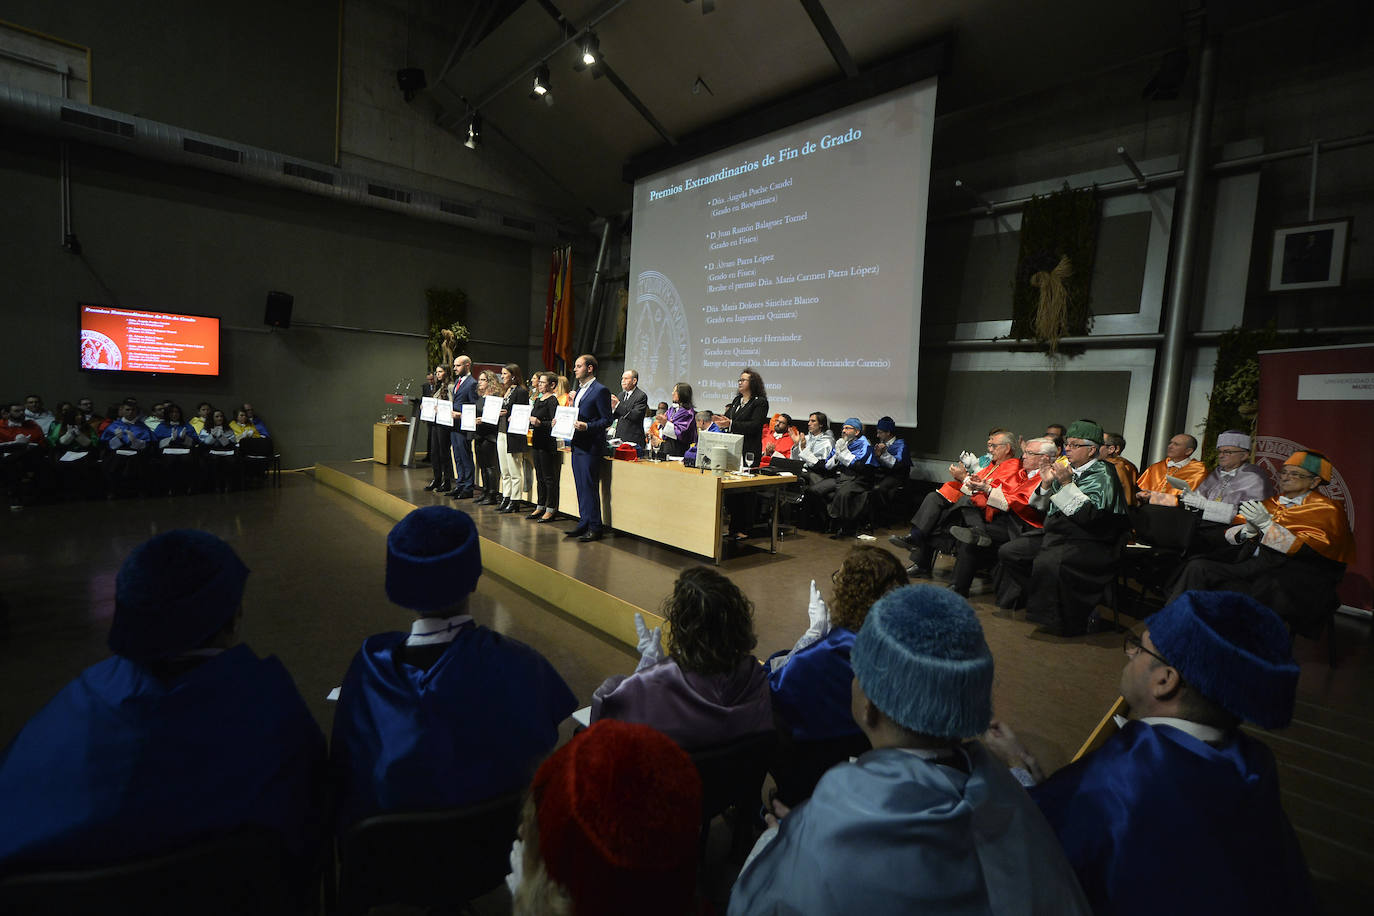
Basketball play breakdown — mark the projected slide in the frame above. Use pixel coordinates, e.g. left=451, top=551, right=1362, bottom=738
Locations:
left=80, top=304, right=220, bottom=376
left=627, top=80, right=936, bottom=425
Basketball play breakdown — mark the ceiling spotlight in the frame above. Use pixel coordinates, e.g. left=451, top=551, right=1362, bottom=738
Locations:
left=530, top=64, right=550, bottom=100
left=580, top=32, right=599, bottom=67
left=464, top=114, right=481, bottom=150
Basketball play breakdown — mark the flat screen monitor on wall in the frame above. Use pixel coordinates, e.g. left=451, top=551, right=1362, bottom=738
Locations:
left=79, top=303, right=221, bottom=377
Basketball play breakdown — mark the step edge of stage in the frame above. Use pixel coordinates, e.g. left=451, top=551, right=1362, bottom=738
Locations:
left=312, top=463, right=657, bottom=650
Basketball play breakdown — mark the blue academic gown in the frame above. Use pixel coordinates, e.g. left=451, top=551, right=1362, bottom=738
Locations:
left=729, top=743, right=1092, bottom=915
left=0, top=645, right=326, bottom=872
left=450, top=374, right=478, bottom=490
left=99, top=418, right=153, bottom=450
left=768, top=627, right=862, bottom=742
left=1030, top=720, right=1316, bottom=916
left=330, top=624, right=576, bottom=830
left=569, top=378, right=612, bottom=534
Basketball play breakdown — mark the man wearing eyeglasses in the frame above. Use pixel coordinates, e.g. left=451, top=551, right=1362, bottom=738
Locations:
left=1178, top=430, right=1273, bottom=524
left=983, top=590, right=1315, bottom=915
left=1171, top=449, right=1354, bottom=635
left=993, top=419, right=1128, bottom=637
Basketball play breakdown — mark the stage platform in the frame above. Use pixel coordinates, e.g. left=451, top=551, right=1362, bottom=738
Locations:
left=314, top=458, right=1135, bottom=775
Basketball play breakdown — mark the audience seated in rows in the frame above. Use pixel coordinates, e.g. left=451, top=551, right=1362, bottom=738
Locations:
left=2, top=394, right=276, bottom=505
left=590, top=566, right=772, bottom=749
left=330, top=506, right=575, bottom=831
left=0, top=530, right=327, bottom=874
left=729, top=585, right=1092, bottom=915
left=986, top=590, right=1316, bottom=915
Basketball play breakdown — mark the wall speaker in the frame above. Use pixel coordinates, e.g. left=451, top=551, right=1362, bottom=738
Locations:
left=264, top=291, right=294, bottom=329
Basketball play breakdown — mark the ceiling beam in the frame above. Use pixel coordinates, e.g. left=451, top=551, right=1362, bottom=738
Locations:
left=624, top=36, right=948, bottom=183
left=596, top=60, right=676, bottom=146
left=797, top=0, right=858, bottom=78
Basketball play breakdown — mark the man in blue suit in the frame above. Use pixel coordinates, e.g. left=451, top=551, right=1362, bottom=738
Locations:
left=450, top=354, right=478, bottom=500
left=567, top=353, right=613, bottom=542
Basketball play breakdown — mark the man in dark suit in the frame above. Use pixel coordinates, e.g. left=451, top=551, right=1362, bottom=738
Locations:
left=567, top=353, right=613, bottom=542
left=449, top=355, right=478, bottom=500
left=611, top=369, right=649, bottom=451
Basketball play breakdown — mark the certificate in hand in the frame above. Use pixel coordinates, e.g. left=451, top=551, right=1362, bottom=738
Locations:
left=460, top=404, right=477, bottom=431
left=551, top=405, right=578, bottom=439
left=661, top=419, right=677, bottom=440
left=508, top=403, right=533, bottom=435
left=434, top=399, right=454, bottom=427
left=481, top=395, right=503, bottom=425
left=1165, top=475, right=1192, bottom=492
left=420, top=397, right=437, bottom=422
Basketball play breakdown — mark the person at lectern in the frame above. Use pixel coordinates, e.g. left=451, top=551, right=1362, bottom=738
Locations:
left=566, top=353, right=612, bottom=543
left=330, top=506, right=575, bottom=830
left=611, top=369, right=649, bottom=451
left=424, top=364, right=453, bottom=493
left=716, top=368, right=769, bottom=540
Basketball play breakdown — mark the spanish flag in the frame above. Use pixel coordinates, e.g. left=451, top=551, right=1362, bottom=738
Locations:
left=544, top=245, right=575, bottom=373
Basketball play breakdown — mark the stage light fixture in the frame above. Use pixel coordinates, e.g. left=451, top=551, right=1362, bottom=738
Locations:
left=464, top=114, right=482, bottom=150
left=580, top=32, right=599, bottom=67
left=530, top=64, right=550, bottom=99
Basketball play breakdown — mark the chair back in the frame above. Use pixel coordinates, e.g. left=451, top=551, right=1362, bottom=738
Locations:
left=689, top=730, right=778, bottom=826
left=335, top=791, right=523, bottom=916
left=0, top=827, right=306, bottom=916
left=769, top=731, right=872, bottom=807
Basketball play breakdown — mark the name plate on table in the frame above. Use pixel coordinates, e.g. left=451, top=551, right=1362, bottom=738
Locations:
left=551, top=406, right=578, bottom=440
left=481, top=395, right=502, bottom=425
left=508, top=403, right=532, bottom=435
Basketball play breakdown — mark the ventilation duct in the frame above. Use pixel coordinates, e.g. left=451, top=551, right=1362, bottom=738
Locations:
left=0, top=83, right=560, bottom=243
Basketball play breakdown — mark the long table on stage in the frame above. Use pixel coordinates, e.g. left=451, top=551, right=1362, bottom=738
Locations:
left=557, top=455, right=793, bottom=563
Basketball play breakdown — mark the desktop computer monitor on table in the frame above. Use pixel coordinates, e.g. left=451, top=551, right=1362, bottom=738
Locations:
left=695, top=430, right=744, bottom=472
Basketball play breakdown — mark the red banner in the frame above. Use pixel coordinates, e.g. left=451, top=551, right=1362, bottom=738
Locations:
left=1257, top=344, right=1374, bottom=610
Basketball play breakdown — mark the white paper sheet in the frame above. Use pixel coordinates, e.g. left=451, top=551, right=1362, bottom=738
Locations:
left=460, top=403, right=477, bottom=431
left=661, top=419, right=677, bottom=440
left=482, top=395, right=503, bottom=425
left=59, top=451, right=88, bottom=462
left=420, top=396, right=437, bottom=422
left=551, top=405, right=578, bottom=439
left=434, top=400, right=454, bottom=427
left=508, top=403, right=532, bottom=435
left=571, top=706, right=591, bottom=727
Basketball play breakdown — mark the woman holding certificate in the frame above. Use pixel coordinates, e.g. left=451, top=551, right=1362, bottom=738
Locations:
left=527, top=371, right=562, bottom=522
left=496, top=364, right=532, bottom=514
left=474, top=371, right=502, bottom=506
left=424, top=364, right=453, bottom=493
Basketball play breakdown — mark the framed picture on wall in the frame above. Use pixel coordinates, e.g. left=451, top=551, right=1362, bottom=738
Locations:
left=1268, top=218, right=1352, bottom=291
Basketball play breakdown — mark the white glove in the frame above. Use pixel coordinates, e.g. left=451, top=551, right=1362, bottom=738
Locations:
left=959, top=450, right=979, bottom=473
left=13, top=434, right=29, bottom=444
left=1241, top=519, right=1262, bottom=540
left=772, top=581, right=831, bottom=672
left=1239, top=499, right=1273, bottom=531
left=633, top=612, right=666, bottom=672
left=1181, top=490, right=1205, bottom=510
